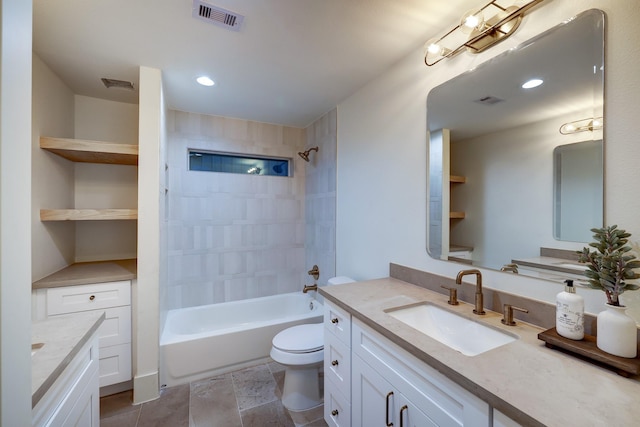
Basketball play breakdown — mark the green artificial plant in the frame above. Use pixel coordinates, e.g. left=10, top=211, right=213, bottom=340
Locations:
left=577, top=225, right=640, bottom=306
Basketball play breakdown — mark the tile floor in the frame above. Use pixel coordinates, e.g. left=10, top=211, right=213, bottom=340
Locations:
left=100, top=361, right=329, bottom=427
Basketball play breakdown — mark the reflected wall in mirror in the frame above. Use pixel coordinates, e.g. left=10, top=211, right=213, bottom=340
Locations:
left=553, top=140, right=603, bottom=242
left=427, top=9, right=604, bottom=278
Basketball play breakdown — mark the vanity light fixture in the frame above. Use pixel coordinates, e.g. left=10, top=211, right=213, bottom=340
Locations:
left=424, top=0, right=546, bottom=66
left=559, top=117, right=604, bottom=135
left=196, top=76, right=215, bottom=86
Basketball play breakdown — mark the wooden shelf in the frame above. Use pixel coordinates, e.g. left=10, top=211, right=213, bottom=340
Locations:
left=449, top=211, right=465, bottom=219
left=40, top=209, right=138, bottom=221
left=40, top=137, right=138, bottom=165
left=450, top=175, right=466, bottom=183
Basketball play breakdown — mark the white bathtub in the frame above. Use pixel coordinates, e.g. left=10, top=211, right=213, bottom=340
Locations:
left=160, top=292, right=323, bottom=387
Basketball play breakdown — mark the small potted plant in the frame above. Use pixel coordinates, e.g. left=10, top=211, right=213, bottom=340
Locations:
left=578, top=225, right=640, bottom=357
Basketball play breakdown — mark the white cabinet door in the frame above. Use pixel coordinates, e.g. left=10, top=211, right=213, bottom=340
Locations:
left=397, top=393, right=437, bottom=427
left=352, top=353, right=437, bottom=427
left=352, top=353, right=396, bottom=427
left=353, top=319, right=489, bottom=427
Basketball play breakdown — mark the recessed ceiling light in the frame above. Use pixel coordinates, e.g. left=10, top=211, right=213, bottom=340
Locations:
left=196, top=76, right=215, bottom=87
left=522, top=78, right=543, bottom=89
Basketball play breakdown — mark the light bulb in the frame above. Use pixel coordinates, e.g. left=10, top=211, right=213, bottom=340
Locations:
left=460, top=10, right=484, bottom=34
left=424, top=39, right=443, bottom=56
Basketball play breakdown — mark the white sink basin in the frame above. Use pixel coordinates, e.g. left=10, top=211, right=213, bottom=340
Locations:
left=385, top=303, right=517, bottom=356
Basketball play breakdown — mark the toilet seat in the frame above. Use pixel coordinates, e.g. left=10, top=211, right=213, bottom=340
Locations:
left=272, top=323, right=323, bottom=353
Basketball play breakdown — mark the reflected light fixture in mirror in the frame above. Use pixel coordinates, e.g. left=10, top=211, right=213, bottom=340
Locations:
left=560, top=117, right=604, bottom=135
left=424, top=0, right=546, bottom=66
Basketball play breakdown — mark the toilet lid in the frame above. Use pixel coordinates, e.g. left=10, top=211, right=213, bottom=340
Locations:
left=273, top=323, right=324, bottom=353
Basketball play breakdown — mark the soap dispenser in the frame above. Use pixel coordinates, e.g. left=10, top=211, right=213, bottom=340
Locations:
left=556, top=279, right=584, bottom=340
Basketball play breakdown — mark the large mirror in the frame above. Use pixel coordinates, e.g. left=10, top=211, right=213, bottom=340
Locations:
left=427, top=9, right=604, bottom=279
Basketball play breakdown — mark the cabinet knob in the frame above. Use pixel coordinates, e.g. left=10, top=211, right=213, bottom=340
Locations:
left=331, top=409, right=339, bottom=416
left=331, top=317, right=339, bottom=324
left=331, top=360, right=339, bottom=366
left=89, top=295, right=95, bottom=301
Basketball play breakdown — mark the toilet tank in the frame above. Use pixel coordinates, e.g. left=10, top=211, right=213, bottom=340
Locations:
left=327, top=276, right=355, bottom=285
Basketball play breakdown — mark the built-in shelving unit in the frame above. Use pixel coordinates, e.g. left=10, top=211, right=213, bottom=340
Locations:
left=40, top=137, right=138, bottom=165
left=39, top=137, right=138, bottom=222
left=40, top=209, right=138, bottom=221
left=449, top=175, right=466, bottom=219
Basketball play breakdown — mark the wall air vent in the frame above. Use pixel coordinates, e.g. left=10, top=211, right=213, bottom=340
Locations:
left=473, top=96, right=504, bottom=105
left=192, top=0, right=244, bottom=31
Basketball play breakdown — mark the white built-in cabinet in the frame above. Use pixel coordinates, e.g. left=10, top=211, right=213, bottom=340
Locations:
left=33, top=281, right=133, bottom=388
left=32, top=333, right=100, bottom=426
left=324, top=300, right=510, bottom=427
left=324, top=302, right=352, bottom=427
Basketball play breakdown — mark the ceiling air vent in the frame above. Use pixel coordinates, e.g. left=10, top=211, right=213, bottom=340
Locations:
left=473, top=96, right=504, bottom=105
left=192, top=0, right=244, bottom=31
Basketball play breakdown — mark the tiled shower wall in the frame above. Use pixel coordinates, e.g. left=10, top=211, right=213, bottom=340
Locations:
left=305, top=109, right=337, bottom=285
left=166, top=111, right=307, bottom=310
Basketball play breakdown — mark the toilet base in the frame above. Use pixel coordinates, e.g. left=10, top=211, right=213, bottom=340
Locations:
left=281, top=364, right=322, bottom=411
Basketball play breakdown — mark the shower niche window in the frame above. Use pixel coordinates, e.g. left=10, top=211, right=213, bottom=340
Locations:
left=188, top=150, right=291, bottom=176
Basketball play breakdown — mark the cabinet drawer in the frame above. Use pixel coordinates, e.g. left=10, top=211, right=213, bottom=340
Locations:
left=99, top=342, right=132, bottom=387
left=47, top=281, right=131, bottom=315
left=325, top=332, right=351, bottom=397
left=98, top=306, right=131, bottom=347
left=324, top=302, right=351, bottom=346
left=324, top=377, right=351, bottom=427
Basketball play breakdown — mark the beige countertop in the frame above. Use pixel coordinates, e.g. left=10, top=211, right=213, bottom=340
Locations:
left=32, top=258, right=137, bottom=289
left=319, top=278, right=640, bottom=427
left=31, top=311, right=105, bottom=408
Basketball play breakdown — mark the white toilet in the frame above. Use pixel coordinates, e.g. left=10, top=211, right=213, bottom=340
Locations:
left=270, top=276, right=355, bottom=412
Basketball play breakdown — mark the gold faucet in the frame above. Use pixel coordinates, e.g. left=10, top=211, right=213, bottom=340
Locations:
left=455, top=269, right=485, bottom=315
left=303, top=284, right=318, bottom=293
left=307, top=265, right=320, bottom=281
left=500, top=263, right=519, bottom=274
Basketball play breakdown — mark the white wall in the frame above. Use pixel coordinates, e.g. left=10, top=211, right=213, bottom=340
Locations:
left=31, top=55, right=75, bottom=281
left=1, top=0, right=33, bottom=424
left=337, top=0, right=640, bottom=319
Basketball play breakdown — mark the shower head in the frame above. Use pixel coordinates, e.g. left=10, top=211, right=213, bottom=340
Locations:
left=298, top=146, right=319, bottom=162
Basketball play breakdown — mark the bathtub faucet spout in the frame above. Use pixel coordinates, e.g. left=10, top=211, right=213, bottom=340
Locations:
left=303, top=284, right=318, bottom=293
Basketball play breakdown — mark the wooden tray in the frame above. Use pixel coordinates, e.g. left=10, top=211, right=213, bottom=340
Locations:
left=538, top=327, right=640, bottom=377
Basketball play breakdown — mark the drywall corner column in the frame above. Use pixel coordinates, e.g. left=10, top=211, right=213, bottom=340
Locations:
left=134, top=66, right=163, bottom=404
left=0, top=0, right=33, bottom=425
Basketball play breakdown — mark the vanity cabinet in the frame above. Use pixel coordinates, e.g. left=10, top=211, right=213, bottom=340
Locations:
left=323, top=302, right=491, bottom=427
left=351, top=318, right=489, bottom=427
left=33, top=280, right=132, bottom=389
left=32, top=333, right=100, bottom=427
left=324, top=301, right=352, bottom=427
